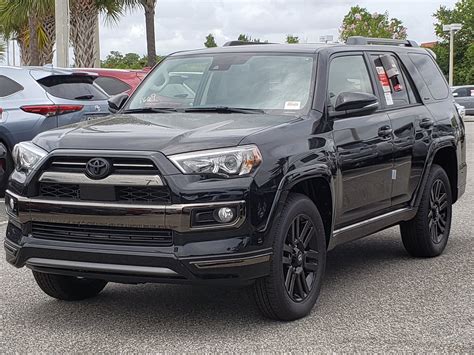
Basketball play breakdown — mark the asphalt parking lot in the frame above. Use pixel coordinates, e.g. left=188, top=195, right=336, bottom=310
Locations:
left=1, top=122, right=473, bottom=353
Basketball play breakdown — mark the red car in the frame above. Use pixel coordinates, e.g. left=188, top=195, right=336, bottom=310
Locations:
left=73, top=68, right=150, bottom=96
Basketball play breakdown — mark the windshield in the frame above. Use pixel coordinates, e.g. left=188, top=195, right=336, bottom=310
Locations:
left=126, top=53, right=315, bottom=115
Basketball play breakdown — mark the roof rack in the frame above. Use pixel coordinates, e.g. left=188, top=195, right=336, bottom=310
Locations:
left=346, top=36, right=419, bottom=48
left=223, top=41, right=273, bottom=47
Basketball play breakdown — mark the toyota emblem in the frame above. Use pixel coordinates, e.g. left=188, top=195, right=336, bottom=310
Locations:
left=85, top=158, right=111, bottom=179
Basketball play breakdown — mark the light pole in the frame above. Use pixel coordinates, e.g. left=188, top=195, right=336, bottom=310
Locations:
left=55, top=0, right=70, bottom=67
left=443, top=23, right=462, bottom=87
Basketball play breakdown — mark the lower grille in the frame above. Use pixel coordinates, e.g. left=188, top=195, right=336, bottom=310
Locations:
left=39, top=183, right=171, bottom=204
left=31, top=222, right=173, bottom=247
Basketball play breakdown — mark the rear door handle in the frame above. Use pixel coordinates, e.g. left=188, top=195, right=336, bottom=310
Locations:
left=419, top=118, right=434, bottom=129
left=378, top=125, right=393, bottom=137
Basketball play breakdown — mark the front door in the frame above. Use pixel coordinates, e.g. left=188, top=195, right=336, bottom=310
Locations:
left=328, top=54, right=394, bottom=228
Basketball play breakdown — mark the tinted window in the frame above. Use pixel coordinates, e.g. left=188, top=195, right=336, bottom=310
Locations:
left=372, top=54, right=419, bottom=107
left=94, top=76, right=131, bottom=95
left=409, top=53, right=449, bottom=100
left=0, top=75, right=24, bottom=97
left=328, top=55, right=374, bottom=107
left=37, top=75, right=108, bottom=101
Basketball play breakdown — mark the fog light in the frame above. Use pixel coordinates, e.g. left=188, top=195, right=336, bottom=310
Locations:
left=9, top=197, right=15, bottom=211
left=217, top=207, right=235, bottom=223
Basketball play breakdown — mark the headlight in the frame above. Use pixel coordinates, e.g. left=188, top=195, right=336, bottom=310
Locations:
left=12, top=142, right=47, bottom=174
left=169, top=145, right=262, bottom=177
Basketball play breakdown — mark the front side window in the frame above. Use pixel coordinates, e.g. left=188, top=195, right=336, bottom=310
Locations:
left=127, top=53, right=315, bottom=115
left=327, top=55, right=374, bottom=107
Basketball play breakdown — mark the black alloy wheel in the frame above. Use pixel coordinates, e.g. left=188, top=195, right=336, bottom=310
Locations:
left=282, top=214, right=319, bottom=302
left=428, top=179, right=449, bottom=244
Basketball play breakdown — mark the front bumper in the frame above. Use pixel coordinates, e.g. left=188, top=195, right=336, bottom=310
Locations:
left=4, top=190, right=272, bottom=285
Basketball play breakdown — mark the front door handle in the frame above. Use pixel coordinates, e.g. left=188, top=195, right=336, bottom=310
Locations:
left=419, top=118, right=434, bottom=129
left=378, top=125, right=393, bottom=137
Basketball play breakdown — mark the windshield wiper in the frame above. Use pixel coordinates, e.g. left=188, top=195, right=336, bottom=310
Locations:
left=183, top=106, right=265, bottom=114
left=122, top=107, right=179, bottom=114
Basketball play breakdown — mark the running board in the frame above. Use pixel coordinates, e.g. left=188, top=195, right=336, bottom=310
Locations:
left=329, top=208, right=417, bottom=249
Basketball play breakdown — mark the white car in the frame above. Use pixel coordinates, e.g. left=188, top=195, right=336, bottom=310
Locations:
left=455, top=102, right=466, bottom=119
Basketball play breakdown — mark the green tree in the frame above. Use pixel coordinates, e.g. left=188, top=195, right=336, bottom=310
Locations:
left=101, top=50, right=156, bottom=69
left=339, top=6, right=407, bottom=42
left=204, top=33, right=217, bottom=48
left=432, top=0, right=474, bottom=85
left=286, top=35, right=299, bottom=44
left=237, top=34, right=266, bottom=43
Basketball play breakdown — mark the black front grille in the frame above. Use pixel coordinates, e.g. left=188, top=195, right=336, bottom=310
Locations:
left=40, top=183, right=80, bottom=199
left=117, top=186, right=171, bottom=203
left=31, top=222, right=173, bottom=247
left=39, top=183, right=171, bottom=204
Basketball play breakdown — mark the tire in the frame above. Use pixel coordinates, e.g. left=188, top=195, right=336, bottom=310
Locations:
left=253, top=193, right=326, bottom=321
left=400, top=164, right=452, bottom=257
left=33, top=271, right=107, bottom=301
left=0, top=144, right=12, bottom=197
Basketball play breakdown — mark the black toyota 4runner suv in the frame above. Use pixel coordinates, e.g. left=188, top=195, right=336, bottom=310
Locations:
left=4, top=37, right=467, bottom=321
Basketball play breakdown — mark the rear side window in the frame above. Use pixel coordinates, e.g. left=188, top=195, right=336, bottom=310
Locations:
left=94, top=76, right=131, bottom=96
left=37, top=75, right=108, bottom=101
left=0, top=75, right=24, bottom=97
left=408, top=53, right=449, bottom=100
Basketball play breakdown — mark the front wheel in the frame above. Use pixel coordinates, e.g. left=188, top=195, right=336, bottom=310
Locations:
left=33, top=271, right=107, bottom=301
left=253, top=193, right=326, bottom=321
left=400, top=164, right=452, bottom=257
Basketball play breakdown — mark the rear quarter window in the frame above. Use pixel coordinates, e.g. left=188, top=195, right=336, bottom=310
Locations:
left=37, top=75, right=108, bottom=101
left=0, top=75, right=24, bottom=97
left=408, top=53, right=449, bottom=100
left=94, top=76, right=131, bottom=96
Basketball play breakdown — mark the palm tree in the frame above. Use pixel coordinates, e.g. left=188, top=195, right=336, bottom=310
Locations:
left=0, top=0, right=55, bottom=65
left=123, top=0, right=157, bottom=67
left=0, top=40, right=5, bottom=62
left=70, top=0, right=126, bottom=67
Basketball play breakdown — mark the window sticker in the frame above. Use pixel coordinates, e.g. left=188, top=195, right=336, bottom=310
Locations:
left=384, top=92, right=394, bottom=105
left=284, top=101, right=301, bottom=110
left=471, top=89, right=474, bottom=97
left=376, top=67, right=391, bottom=93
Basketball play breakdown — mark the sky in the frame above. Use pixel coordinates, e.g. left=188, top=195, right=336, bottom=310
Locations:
left=1, top=0, right=459, bottom=65
left=97, top=0, right=457, bottom=58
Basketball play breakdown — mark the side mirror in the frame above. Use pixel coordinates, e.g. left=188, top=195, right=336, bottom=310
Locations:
left=330, top=92, right=379, bottom=118
left=108, top=93, right=129, bottom=113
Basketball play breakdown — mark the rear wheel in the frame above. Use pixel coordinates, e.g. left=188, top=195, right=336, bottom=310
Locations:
left=253, top=193, right=326, bottom=321
left=33, top=271, right=107, bottom=301
left=400, top=164, right=452, bottom=257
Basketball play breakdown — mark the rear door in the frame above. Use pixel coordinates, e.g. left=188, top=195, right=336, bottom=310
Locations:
left=368, top=52, right=432, bottom=206
left=34, top=74, right=110, bottom=126
left=329, top=53, right=394, bottom=227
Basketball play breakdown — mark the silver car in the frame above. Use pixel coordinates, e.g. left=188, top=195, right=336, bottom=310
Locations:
left=452, top=85, right=474, bottom=115
left=0, top=66, right=111, bottom=193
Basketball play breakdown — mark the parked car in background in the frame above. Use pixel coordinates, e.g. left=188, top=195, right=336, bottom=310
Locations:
left=455, top=102, right=466, bottom=119
left=73, top=68, right=150, bottom=96
left=452, top=85, right=474, bottom=115
left=0, top=143, right=5, bottom=184
left=0, top=66, right=111, bottom=195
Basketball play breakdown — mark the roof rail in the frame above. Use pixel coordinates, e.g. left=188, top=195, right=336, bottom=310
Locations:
left=223, top=40, right=273, bottom=47
left=346, top=36, right=419, bottom=48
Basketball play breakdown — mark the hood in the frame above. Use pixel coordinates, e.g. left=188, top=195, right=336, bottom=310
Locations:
left=33, top=112, right=294, bottom=155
